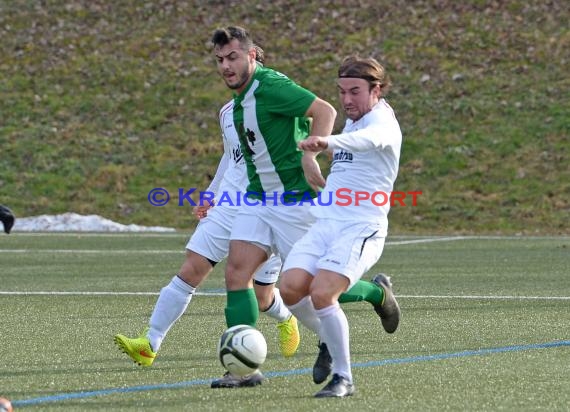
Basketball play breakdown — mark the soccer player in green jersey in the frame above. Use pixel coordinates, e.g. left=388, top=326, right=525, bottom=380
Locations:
left=210, top=26, right=399, bottom=388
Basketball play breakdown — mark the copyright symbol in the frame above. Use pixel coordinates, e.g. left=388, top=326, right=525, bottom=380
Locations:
left=148, top=188, right=170, bottom=206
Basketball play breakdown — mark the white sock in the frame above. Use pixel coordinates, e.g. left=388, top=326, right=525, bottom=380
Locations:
left=262, top=288, right=293, bottom=322
left=148, top=275, right=195, bottom=351
left=316, top=303, right=352, bottom=383
left=287, top=296, right=321, bottom=334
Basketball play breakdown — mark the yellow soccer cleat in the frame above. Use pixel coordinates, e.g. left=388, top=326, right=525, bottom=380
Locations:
left=276, top=315, right=300, bottom=357
left=114, top=332, right=156, bottom=367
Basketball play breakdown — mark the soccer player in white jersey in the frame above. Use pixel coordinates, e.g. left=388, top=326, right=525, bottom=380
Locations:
left=279, top=56, right=403, bottom=398
left=114, top=47, right=301, bottom=387
left=209, top=26, right=398, bottom=389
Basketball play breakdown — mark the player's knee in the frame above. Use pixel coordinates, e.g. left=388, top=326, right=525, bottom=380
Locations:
left=279, top=271, right=305, bottom=305
left=309, top=287, right=335, bottom=309
left=225, top=264, right=253, bottom=289
left=178, top=254, right=213, bottom=287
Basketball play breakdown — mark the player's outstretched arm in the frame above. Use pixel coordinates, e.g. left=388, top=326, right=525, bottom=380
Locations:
left=299, top=136, right=328, bottom=152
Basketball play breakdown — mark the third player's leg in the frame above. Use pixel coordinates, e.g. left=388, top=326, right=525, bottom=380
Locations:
left=178, top=249, right=216, bottom=288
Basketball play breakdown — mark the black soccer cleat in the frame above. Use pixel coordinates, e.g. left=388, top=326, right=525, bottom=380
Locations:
left=210, top=370, right=264, bottom=388
left=371, top=273, right=401, bottom=333
left=0, top=205, right=15, bottom=234
left=314, top=373, right=354, bottom=398
left=313, top=341, right=332, bottom=384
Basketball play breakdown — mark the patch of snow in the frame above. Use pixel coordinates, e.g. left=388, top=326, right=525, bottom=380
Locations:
left=12, top=213, right=176, bottom=232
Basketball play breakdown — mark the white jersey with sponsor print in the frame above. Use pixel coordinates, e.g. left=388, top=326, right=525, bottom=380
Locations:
left=312, top=99, right=402, bottom=232
left=206, top=100, right=248, bottom=206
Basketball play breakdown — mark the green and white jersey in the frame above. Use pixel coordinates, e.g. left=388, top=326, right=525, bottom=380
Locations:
left=233, top=65, right=317, bottom=200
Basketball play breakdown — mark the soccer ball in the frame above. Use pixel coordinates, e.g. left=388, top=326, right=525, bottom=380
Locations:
left=217, top=325, right=267, bottom=377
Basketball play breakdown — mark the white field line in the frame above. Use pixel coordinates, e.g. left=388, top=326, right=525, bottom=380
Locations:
left=6, top=232, right=184, bottom=237
left=5, top=233, right=569, bottom=240
left=1, top=236, right=568, bottom=299
left=398, top=294, right=570, bottom=300
left=0, top=235, right=510, bottom=254
left=386, top=236, right=470, bottom=245
left=0, top=291, right=569, bottom=300
left=1, top=234, right=569, bottom=254
left=0, top=249, right=183, bottom=254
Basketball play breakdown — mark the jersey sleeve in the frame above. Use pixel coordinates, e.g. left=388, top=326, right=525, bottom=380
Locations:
left=328, top=124, right=402, bottom=152
left=206, top=150, right=229, bottom=197
left=328, top=107, right=402, bottom=152
left=263, top=72, right=317, bottom=118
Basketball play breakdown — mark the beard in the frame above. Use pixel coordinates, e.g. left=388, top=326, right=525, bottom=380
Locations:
left=223, top=65, right=251, bottom=90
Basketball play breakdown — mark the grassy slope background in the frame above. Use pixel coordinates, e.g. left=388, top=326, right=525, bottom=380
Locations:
left=0, top=0, right=568, bottom=234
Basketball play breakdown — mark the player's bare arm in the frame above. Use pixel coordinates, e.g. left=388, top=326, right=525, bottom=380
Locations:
left=301, top=98, right=335, bottom=191
left=301, top=151, right=326, bottom=192
left=298, top=135, right=329, bottom=152
left=305, top=97, right=336, bottom=137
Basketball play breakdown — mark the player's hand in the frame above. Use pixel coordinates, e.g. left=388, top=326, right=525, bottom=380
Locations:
left=298, top=135, right=328, bottom=152
left=301, top=152, right=326, bottom=192
left=193, top=200, right=215, bottom=219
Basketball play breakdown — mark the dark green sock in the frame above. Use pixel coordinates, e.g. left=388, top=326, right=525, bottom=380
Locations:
left=339, top=279, right=383, bottom=305
left=225, top=288, right=259, bottom=327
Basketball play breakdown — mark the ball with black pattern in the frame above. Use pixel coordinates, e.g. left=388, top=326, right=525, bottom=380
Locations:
left=217, top=325, right=267, bottom=377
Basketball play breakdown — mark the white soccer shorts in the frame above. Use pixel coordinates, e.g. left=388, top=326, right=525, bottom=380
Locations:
left=186, top=204, right=236, bottom=263
left=186, top=204, right=281, bottom=283
left=230, top=202, right=316, bottom=260
left=252, top=254, right=282, bottom=284
left=282, top=218, right=385, bottom=288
